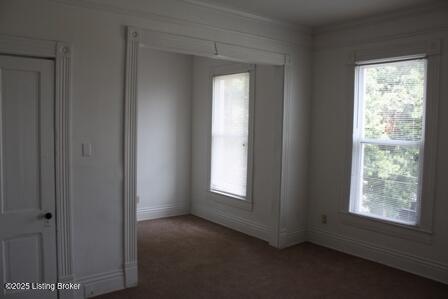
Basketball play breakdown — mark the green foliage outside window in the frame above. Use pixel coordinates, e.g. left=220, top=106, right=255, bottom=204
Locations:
left=358, top=60, right=425, bottom=223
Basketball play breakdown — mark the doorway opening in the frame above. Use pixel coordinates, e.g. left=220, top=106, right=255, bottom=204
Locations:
left=130, top=30, right=286, bottom=286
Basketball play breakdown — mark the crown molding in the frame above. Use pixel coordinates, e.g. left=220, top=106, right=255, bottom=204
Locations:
left=181, top=0, right=307, bottom=33
left=313, top=23, right=448, bottom=51
left=314, top=1, right=448, bottom=35
left=49, top=0, right=310, bottom=47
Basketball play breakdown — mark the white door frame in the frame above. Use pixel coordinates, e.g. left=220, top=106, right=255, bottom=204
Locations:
left=123, top=25, right=295, bottom=287
left=0, top=35, right=74, bottom=298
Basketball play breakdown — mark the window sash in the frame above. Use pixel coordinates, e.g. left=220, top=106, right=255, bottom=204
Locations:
left=350, top=59, right=427, bottom=226
left=209, top=70, right=253, bottom=201
left=350, top=139, right=425, bottom=225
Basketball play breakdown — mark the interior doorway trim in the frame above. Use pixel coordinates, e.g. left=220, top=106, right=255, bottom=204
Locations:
left=123, top=25, right=295, bottom=288
left=0, top=35, right=74, bottom=297
left=123, top=27, right=140, bottom=287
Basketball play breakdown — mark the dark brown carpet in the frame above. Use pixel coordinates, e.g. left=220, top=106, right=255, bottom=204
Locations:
left=97, top=215, right=448, bottom=299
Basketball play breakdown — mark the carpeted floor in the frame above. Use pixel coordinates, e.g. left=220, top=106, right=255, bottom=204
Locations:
left=97, top=215, right=448, bottom=299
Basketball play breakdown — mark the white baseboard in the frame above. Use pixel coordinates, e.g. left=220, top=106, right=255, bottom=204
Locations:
left=124, top=262, right=138, bottom=287
left=75, top=269, right=125, bottom=298
left=191, top=205, right=270, bottom=241
left=137, top=203, right=189, bottom=221
left=308, top=227, right=448, bottom=284
left=279, top=229, right=306, bottom=249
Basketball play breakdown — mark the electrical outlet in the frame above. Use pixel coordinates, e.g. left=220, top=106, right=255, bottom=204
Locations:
left=321, top=214, right=327, bottom=224
left=136, top=195, right=140, bottom=204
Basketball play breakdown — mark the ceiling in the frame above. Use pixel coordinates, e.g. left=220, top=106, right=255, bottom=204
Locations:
left=186, top=0, right=434, bottom=26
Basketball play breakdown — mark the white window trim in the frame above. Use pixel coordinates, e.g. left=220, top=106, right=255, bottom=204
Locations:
left=207, top=63, right=256, bottom=211
left=340, top=39, right=441, bottom=240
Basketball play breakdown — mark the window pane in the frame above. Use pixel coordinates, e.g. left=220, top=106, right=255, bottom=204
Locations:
left=210, top=72, right=250, bottom=198
left=356, top=144, right=420, bottom=224
left=351, top=58, right=427, bottom=225
left=361, top=60, right=426, bottom=141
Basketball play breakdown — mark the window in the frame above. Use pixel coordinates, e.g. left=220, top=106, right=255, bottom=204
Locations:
left=210, top=70, right=253, bottom=200
left=350, top=57, right=427, bottom=226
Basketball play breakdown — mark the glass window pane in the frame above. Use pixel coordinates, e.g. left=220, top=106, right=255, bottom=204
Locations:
left=356, top=144, right=420, bottom=224
left=210, top=72, right=250, bottom=198
left=361, top=60, right=426, bottom=141
left=351, top=58, right=427, bottom=225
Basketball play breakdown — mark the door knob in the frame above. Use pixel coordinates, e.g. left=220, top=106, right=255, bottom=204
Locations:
left=44, top=212, right=53, bottom=220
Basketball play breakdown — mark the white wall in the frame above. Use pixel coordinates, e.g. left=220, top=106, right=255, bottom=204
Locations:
left=136, top=48, right=192, bottom=221
left=191, top=57, right=284, bottom=242
left=0, top=0, right=310, bottom=297
left=309, top=6, right=448, bottom=283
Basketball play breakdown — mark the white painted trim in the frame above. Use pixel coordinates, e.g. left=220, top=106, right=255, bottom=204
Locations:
left=215, top=43, right=286, bottom=65
left=0, top=34, right=74, bottom=298
left=272, top=62, right=290, bottom=248
left=55, top=41, right=75, bottom=299
left=279, top=229, right=306, bottom=249
left=123, top=26, right=140, bottom=289
left=191, top=205, right=271, bottom=241
left=140, top=29, right=216, bottom=58
left=308, top=227, right=448, bottom=284
left=123, top=262, right=138, bottom=291
left=139, top=29, right=287, bottom=66
left=50, top=0, right=309, bottom=47
left=124, top=23, right=295, bottom=266
left=137, top=204, right=190, bottom=221
left=0, top=35, right=57, bottom=58
left=75, top=269, right=125, bottom=299
left=420, top=46, right=440, bottom=232
left=208, top=62, right=256, bottom=75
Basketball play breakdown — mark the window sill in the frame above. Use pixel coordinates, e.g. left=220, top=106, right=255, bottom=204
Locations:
left=339, top=211, right=433, bottom=244
left=209, top=190, right=253, bottom=211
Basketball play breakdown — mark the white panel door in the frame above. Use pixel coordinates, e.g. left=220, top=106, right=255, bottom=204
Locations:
left=0, top=55, right=57, bottom=298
